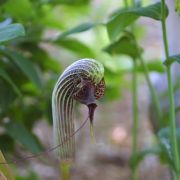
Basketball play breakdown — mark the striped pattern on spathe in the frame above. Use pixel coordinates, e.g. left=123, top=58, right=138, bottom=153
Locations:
left=52, top=59, right=104, bottom=161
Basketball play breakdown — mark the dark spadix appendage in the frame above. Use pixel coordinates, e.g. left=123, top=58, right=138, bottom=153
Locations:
left=52, top=59, right=105, bottom=161
left=73, top=77, right=105, bottom=124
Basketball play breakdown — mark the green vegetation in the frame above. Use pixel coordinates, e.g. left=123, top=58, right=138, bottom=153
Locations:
left=0, top=0, right=180, bottom=179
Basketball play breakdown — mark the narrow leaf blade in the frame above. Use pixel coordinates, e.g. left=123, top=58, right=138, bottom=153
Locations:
left=57, top=22, right=95, bottom=40
left=164, top=54, right=180, bottom=66
left=54, top=38, right=95, bottom=58
left=0, top=47, right=42, bottom=88
left=129, top=2, right=165, bottom=20
left=0, top=68, right=21, bottom=96
left=0, top=23, right=25, bottom=43
left=137, top=60, right=165, bottom=73
left=157, top=127, right=180, bottom=169
left=0, top=79, right=17, bottom=111
left=4, top=121, right=43, bottom=153
left=107, top=2, right=168, bottom=41
left=107, top=13, right=138, bottom=41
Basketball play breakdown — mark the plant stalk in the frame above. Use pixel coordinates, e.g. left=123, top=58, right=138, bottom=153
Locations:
left=167, top=65, right=180, bottom=179
left=130, top=1, right=139, bottom=180
left=161, top=0, right=169, bottom=58
left=161, top=0, right=180, bottom=178
left=131, top=59, right=139, bottom=180
left=59, top=161, right=72, bottom=180
left=138, top=54, right=162, bottom=124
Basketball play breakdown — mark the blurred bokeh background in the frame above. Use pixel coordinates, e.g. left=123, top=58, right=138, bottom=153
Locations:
left=0, top=0, right=179, bottom=179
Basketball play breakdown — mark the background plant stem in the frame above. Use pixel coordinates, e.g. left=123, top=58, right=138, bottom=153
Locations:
left=130, top=1, right=139, bottom=180
left=131, top=59, right=139, bottom=180
left=138, top=54, right=162, bottom=124
left=161, top=0, right=180, bottom=178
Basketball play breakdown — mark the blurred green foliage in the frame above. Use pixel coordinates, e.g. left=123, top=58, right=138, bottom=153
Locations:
left=0, top=1, right=95, bottom=178
left=0, top=0, right=177, bottom=179
left=0, top=1, right=123, bottom=178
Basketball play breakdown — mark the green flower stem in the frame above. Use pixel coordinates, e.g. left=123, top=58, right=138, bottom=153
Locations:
left=138, top=54, right=162, bottom=124
left=161, top=0, right=180, bottom=178
left=130, top=1, right=139, bottom=180
left=59, top=161, right=72, bottom=180
left=167, top=65, right=180, bottom=179
left=161, top=0, right=169, bottom=58
left=131, top=59, right=139, bottom=180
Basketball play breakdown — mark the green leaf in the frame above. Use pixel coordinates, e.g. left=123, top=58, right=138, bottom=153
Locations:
left=0, top=150, right=14, bottom=180
left=19, top=42, right=61, bottom=72
left=158, top=128, right=172, bottom=161
left=158, top=129, right=174, bottom=169
left=107, top=2, right=168, bottom=41
left=3, top=0, right=35, bottom=23
left=157, top=127, right=180, bottom=169
left=4, top=121, right=43, bottom=153
left=0, top=23, right=25, bottom=43
left=164, top=54, right=180, bottom=66
left=54, top=38, right=95, bottom=58
left=103, top=32, right=140, bottom=58
left=0, top=79, right=17, bottom=112
left=57, top=22, right=95, bottom=40
left=0, top=47, right=42, bottom=89
left=0, top=68, right=21, bottom=96
left=107, top=14, right=137, bottom=41
left=137, top=60, right=165, bottom=73
left=175, top=0, right=180, bottom=16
